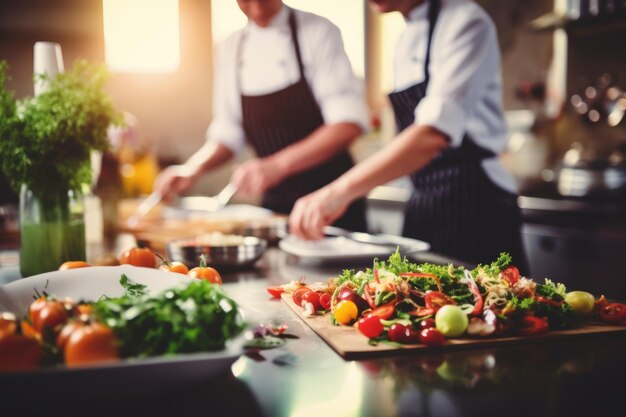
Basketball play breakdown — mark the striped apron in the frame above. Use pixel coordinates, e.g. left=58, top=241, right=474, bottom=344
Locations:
left=388, top=0, right=528, bottom=271
left=238, top=11, right=367, bottom=232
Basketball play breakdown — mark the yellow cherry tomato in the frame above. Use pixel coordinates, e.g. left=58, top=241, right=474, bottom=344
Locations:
left=334, top=300, right=358, bottom=325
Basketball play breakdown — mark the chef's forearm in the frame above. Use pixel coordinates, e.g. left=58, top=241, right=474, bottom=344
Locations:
left=266, top=122, right=362, bottom=179
left=330, top=124, right=449, bottom=202
left=185, top=141, right=234, bottom=177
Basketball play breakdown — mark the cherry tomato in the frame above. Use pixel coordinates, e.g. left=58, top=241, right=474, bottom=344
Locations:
left=119, top=246, right=156, bottom=268
left=59, top=261, right=90, bottom=270
left=319, top=293, right=332, bottom=310
left=419, top=318, right=436, bottom=330
left=0, top=313, right=17, bottom=338
left=267, top=286, right=286, bottom=299
left=292, top=287, right=312, bottom=307
left=388, top=323, right=419, bottom=344
left=33, top=301, right=69, bottom=334
left=334, top=300, right=358, bottom=325
left=501, top=265, right=520, bottom=286
left=187, top=256, right=222, bottom=284
left=56, top=320, right=86, bottom=350
left=158, top=261, right=189, bottom=275
left=303, top=291, right=322, bottom=311
left=0, top=333, right=41, bottom=371
left=598, top=302, right=626, bottom=324
left=419, top=327, right=445, bottom=347
left=425, top=291, right=456, bottom=312
left=64, top=322, right=119, bottom=367
left=518, top=316, right=549, bottom=336
left=28, top=297, right=49, bottom=328
left=358, top=315, right=384, bottom=339
left=367, top=304, right=395, bottom=320
left=188, top=266, right=222, bottom=284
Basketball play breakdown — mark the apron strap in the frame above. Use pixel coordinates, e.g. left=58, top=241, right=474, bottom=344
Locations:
left=424, top=0, right=440, bottom=83
left=288, top=11, right=305, bottom=80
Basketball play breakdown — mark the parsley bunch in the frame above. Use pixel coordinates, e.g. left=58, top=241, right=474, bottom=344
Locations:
left=0, top=60, right=122, bottom=201
left=94, top=279, right=246, bottom=358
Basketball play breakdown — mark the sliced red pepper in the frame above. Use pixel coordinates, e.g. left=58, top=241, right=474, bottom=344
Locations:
left=366, top=304, right=395, bottom=320
left=399, top=273, right=442, bottom=292
left=518, top=316, right=549, bottom=336
left=535, top=296, right=564, bottom=307
left=374, top=269, right=380, bottom=284
left=463, top=271, right=484, bottom=316
left=363, top=283, right=377, bottom=309
left=598, top=302, right=626, bottom=324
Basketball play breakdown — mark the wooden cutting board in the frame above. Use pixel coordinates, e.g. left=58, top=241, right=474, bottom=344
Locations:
left=282, top=294, right=626, bottom=359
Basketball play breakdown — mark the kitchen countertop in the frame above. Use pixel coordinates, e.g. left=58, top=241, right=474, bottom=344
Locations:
left=2, top=247, right=625, bottom=417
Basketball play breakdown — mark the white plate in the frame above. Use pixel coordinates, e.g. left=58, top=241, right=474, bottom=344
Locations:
left=0, top=266, right=245, bottom=394
left=279, top=234, right=430, bottom=262
left=163, top=201, right=273, bottom=220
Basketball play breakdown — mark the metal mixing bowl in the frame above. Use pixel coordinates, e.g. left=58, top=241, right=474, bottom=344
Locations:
left=167, top=235, right=268, bottom=269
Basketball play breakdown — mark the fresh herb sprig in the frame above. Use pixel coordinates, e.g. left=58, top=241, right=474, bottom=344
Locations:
left=0, top=60, right=122, bottom=200
left=94, top=277, right=246, bottom=358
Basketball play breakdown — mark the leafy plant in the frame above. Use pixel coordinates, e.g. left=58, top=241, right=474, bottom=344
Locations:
left=0, top=60, right=122, bottom=201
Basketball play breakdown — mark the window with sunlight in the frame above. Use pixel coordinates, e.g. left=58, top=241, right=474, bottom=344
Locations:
left=103, top=0, right=180, bottom=73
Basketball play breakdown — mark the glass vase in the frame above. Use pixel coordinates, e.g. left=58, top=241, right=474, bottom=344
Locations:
left=19, top=184, right=86, bottom=277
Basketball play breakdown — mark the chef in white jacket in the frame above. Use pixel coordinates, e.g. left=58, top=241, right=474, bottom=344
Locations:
left=290, top=0, right=528, bottom=271
left=155, top=0, right=369, bottom=231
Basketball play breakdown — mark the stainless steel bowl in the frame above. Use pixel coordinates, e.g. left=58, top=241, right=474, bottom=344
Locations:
left=167, top=236, right=268, bottom=269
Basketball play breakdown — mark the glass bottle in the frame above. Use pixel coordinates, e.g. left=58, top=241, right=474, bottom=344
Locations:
left=19, top=184, right=86, bottom=277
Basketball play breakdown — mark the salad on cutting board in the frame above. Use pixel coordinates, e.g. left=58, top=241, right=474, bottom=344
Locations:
left=268, top=251, right=626, bottom=357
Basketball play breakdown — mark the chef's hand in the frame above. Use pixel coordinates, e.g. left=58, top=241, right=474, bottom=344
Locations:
left=231, top=158, right=283, bottom=197
left=289, top=185, right=350, bottom=240
left=153, top=164, right=197, bottom=201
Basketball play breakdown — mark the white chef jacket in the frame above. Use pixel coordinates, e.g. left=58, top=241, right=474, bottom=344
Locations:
left=395, top=0, right=516, bottom=193
left=207, top=5, right=369, bottom=156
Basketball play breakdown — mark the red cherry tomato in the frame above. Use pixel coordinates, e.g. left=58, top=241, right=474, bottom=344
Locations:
left=34, top=301, right=69, bottom=334
left=64, top=322, right=119, bottom=367
left=367, top=304, right=395, bottom=320
left=266, top=286, right=285, bottom=299
left=424, top=291, right=456, bottom=312
left=388, top=323, right=419, bottom=344
left=419, top=318, right=436, bottom=330
left=518, top=316, right=549, bottom=336
left=502, top=265, right=520, bottom=286
left=358, top=315, right=384, bottom=339
left=292, top=287, right=311, bottom=307
left=598, top=302, right=626, bottom=324
left=119, top=247, right=156, bottom=268
left=158, top=261, right=189, bottom=275
left=303, top=291, right=322, bottom=311
left=419, top=327, right=445, bottom=347
left=319, top=293, right=332, bottom=310
left=59, top=261, right=90, bottom=270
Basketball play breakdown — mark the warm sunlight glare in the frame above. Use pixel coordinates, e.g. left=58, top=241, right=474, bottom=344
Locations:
left=103, top=0, right=180, bottom=73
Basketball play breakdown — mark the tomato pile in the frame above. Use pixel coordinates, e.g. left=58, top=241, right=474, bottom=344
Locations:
left=60, top=246, right=222, bottom=284
left=0, top=294, right=119, bottom=371
left=0, top=273, right=242, bottom=372
left=270, top=251, right=626, bottom=348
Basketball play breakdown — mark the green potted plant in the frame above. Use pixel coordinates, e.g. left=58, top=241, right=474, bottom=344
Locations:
left=0, top=60, right=122, bottom=277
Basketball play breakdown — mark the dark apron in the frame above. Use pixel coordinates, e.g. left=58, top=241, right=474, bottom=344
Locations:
left=388, top=0, right=528, bottom=271
left=238, top=11, right=366, bottom=232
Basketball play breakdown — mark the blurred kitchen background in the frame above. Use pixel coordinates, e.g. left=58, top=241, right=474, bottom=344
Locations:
left=0, top=0, right=625, bottom=297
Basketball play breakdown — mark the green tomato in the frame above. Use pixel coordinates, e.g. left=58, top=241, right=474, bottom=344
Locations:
left=564, top=291, right=595, bottom=315
left=435, top=305, right=469, bottom=338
